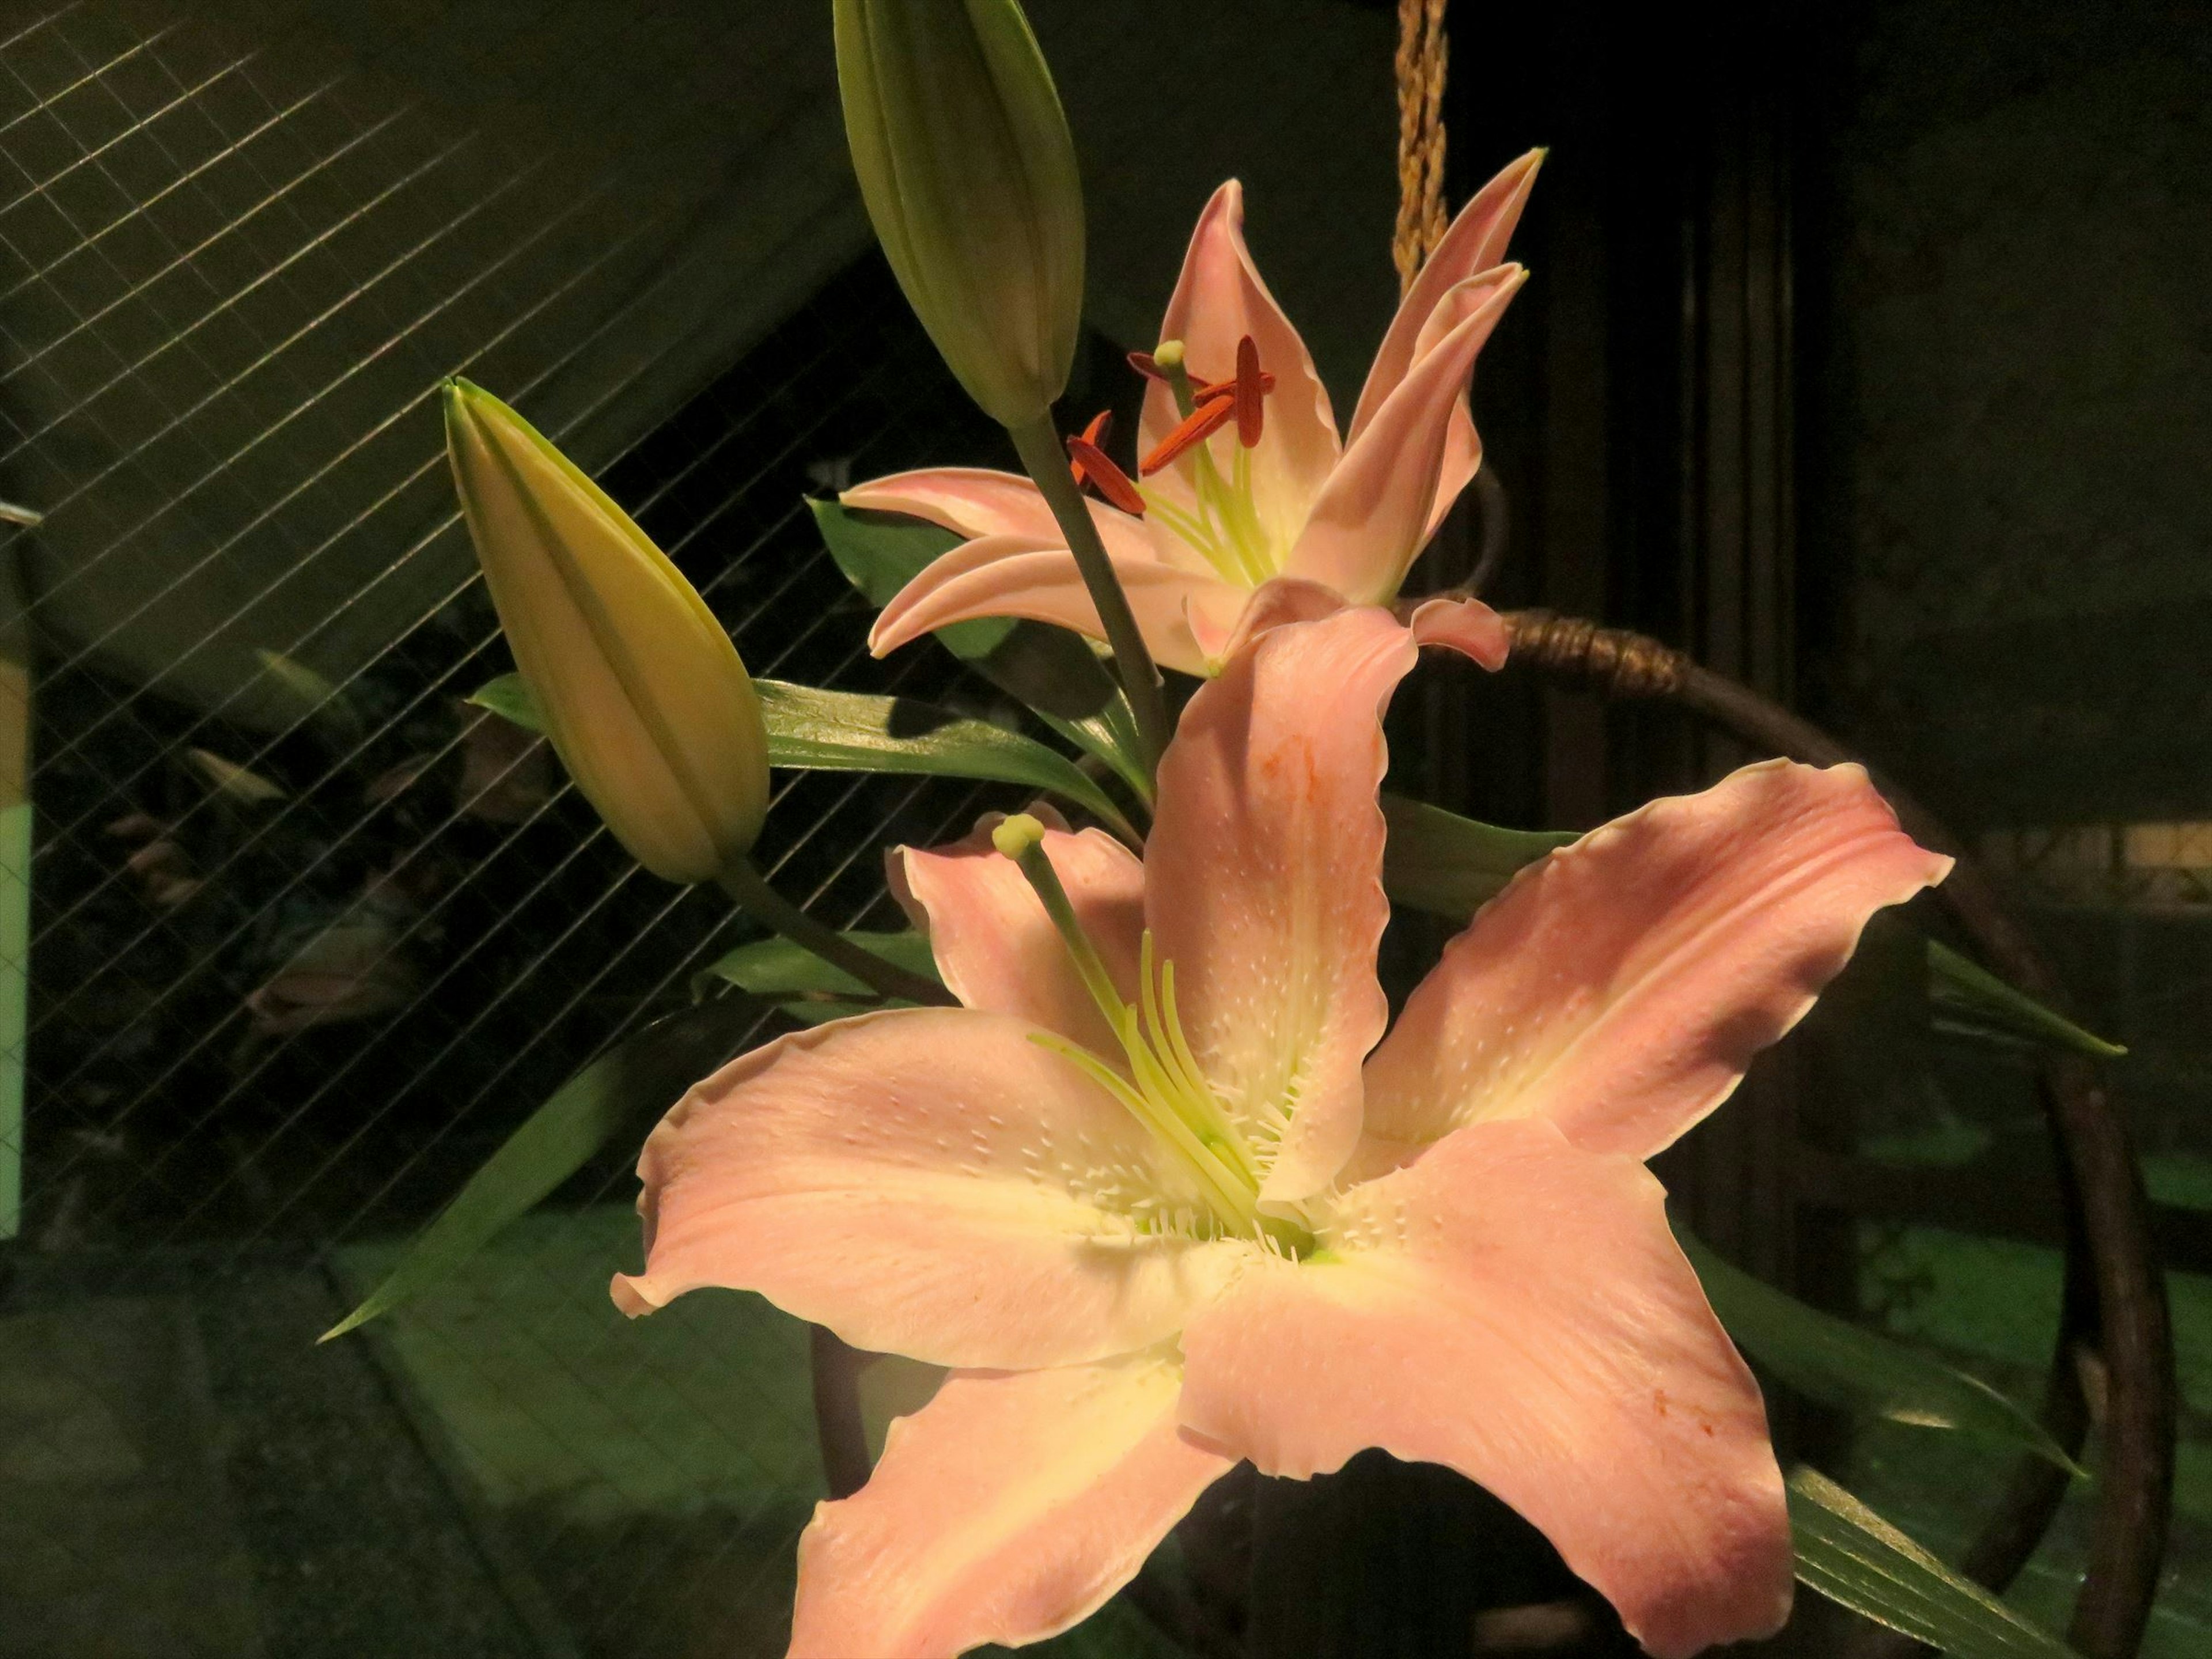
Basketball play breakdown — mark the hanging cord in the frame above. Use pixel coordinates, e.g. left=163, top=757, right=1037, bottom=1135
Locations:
left=1393, top=0, right=1450, bottom=296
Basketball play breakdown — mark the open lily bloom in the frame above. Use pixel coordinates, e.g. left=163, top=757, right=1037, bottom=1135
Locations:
left=611, top=604, right=1950, bottom=1658
left=854, top=151, right=1543, bottom=676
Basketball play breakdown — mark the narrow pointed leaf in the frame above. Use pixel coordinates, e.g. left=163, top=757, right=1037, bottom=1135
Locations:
left=694, top=929, right=941, bottom=1024
left=1379, top=794, right=1575, bottom=920
left=469, top=672, right=546, bottom=732
left=320, top=996, right=766, bottom=1340
left=812, top=499, right=1118, bottom=721
left=1040, top=698, right=1153, bottom=806
left=1788, top=1467, right=2075, bottom=1657
left=756, top=679, right=1135, bottom=839
left=1680, top=1228, right=2082, bottom=1475
left=1928, top=939, right=2124, bottom=1059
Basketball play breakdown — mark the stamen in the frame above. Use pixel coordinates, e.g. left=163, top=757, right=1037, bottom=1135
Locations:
left=1192, top=370, right=1276, bottom=403
left=1140, top=395, right=1236, bottom=475
left=1234, top=335, right=1265, bottom=447
left=1127, top=350, right=1166, bottom=381
left=1066, top=423, right=1147, bottom=518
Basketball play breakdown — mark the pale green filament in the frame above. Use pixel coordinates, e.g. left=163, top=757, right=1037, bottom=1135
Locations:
left=997, top=821, right=1312, bottom=1253
left=1137, top=338, right=1279, bottom=589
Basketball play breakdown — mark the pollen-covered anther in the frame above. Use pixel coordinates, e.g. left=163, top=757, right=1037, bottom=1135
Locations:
left=1065, top=411, right=1146, bottom=517
left=1140, top=395, right=1237, bottom=475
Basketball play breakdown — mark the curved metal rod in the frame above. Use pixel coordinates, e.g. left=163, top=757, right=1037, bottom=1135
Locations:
left=1505, top=610, right=2175, bottom=1659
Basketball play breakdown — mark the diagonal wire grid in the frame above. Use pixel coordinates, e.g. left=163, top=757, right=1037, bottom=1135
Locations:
left=0, top=5, right=1170, bottom=1656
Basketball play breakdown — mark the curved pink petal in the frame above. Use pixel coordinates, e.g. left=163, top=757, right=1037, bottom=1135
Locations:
left=1142, top=181, right=1342, bottom=561
left=1408, top=594, right=1511, bottom=669
left=1178, top=1117, right=1793, bottom=1659
left=790, top=1352, right=1234, bottom=1659
left=869, top=537, right=1241, bottom=677
left=1206, top=575, right=1351, bottom=666
left=1146, top=606, right=1414, bottom=1203
left=610, top=1009, right=1245, bottom=1368
left=1284, top=267, right=1527, bottom=605
left=1349, top=149, right=1545, bottom=446
left=891, top=816, right=1143, bottom=1055
left=843, top=467, right=1158, bottom=569
left=1360, top=760, right=1952, bottom=1166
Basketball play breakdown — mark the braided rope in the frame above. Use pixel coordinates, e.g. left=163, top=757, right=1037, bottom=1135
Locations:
left=1393, top=0, right=1450, bottom=296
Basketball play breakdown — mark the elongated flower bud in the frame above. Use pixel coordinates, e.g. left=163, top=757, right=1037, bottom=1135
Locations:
left=834, top=0, right=1084, bottom=427
left=442, top=380, right=769, bottom=884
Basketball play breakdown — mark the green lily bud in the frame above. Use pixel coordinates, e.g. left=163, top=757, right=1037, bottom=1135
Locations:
left=442, top=379, right=769, bottom=884
left=834, top=0, right=1084, bottom=427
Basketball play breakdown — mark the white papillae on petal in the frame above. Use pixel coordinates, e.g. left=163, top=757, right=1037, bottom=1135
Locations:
left=867, top=540, right=1236, bottom=676
left=1146, top=606, right=1413, bottom=1203
left=1177, top=1117, right=1794, bottom=1659
left=1359, top=759, right=1952, bottom=1167
left=1286, top=267, right=1526, bottom=605
left=892, top=817, right=1144, bottom=1056
left=611, top=1009, right=1245, bottom=1369
left=843, top=468, right=1162, bottom=568
left=789, top=1353, right=1234, bottom=1659
left=1142, top=181, right=1342, bottom=562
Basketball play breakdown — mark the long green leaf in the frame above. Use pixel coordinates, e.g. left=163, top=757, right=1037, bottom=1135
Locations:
left=320, top=996, right=765, bottom=1340
left=695, top=929, right=941, bottom=1024
left=811, top=498, right=1122, bottom=722
left=1789, top=1467, right=2075, bottom=1656
left=1378, top=794, right=1574, bottom=920
left=756, top=679, right=1136, bottom=840
left=1929, top=938, right=2124, bottom=1059
left=1680, top=1229, right=2081, bottom=1474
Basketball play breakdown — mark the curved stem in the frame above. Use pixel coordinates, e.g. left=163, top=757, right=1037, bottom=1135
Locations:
left=715, top=858, right=952, bottom=1007
left=1007, top=416, right=1172, bottom=775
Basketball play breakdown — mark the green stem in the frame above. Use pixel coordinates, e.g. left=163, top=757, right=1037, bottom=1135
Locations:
left=716, top=858, right=953, bottom=1007
left=1007, top=416, right=1172, bottom=776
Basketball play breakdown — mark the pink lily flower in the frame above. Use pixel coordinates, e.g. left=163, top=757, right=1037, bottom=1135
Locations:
left=611, top=604, right=1950, bottom=1658
left=853, top=152, right=1545, bottom=676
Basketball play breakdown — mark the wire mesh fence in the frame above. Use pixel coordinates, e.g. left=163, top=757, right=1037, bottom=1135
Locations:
left=0, top=5, right=1158, bottom=1654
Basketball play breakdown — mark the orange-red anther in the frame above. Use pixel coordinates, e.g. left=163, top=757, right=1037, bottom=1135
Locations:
left=1140, top=395, right=1236, bottom=476
left=1192, top=370, right=1277, bottom=403
left=1067, top=410, right=1113, bottom=488
left=1127, top=350, right=1166, bottom=381
left=1233, top=335, right=1264, bottom=448
left=1066, top=423, right=1146, bottom=516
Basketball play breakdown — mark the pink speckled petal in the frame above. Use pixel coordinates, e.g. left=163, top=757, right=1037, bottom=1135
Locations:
left=891, top=816, right=1143, bottom=1054
left=843, top=467, right=1157, bottom=567
left=1141, top=182, right=1343, bottom=559
left=1178, top=1116, right=1793, bottom=1659
left=1285, top=267, right=1527, bottom=605
left=790, top=1351, right=1234, bottom=1659
left=1408, top=595, right=1511, bottom=669
left=611, top=1008, right=1244, bottom=1369
left=1146, top=606, right=1415, bottom=1203
left=1349, top=149, right=1544, bottom=445
left=868, top=537, right=1237, bottom=677
left=1200, top=575, right=1350, bottom=668
left=1361, top=760, right=1952, bottom=1165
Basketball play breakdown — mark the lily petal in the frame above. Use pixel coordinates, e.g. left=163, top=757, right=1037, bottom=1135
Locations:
left=1360, top=760, right=1952, bottom=1165
left=1284, top=267, right=1527, bottom=605
left=1178, top=1117, right=1794, bottom=1659
left=790, top=1352, right=1234, bottom=1659
left=1146, top=607, right=1413, bottom=1203
left=870, top=539, right=1243, bottom=677
left=1349, top=149, right=1544, bottom=446
left=891, top=817, right=1144, bottom=1054
left=1143, top=181, right=1342, bottom=560
left=843, top=467, right=1159, bottom=568
left=611, top=1009, right=1245, bottom=1369
left=1407, top=594, right=1511, bottom=669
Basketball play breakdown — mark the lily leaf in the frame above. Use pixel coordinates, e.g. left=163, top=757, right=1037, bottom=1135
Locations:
left=695, top=929, right=941, bottom=1024
left=1789, top=1467, right=2074, bottom=1656
left=1378, top=794, right=1575, bottom=920
left=810, top=498, right=1122, bottom=724
left=468, top=672, right=545, bottom=732
left=320, top=995, right=766, bottom=1341
left=1929, top=938, right=2124, bottom=1059
left=756, top=679, right=1137, bottom=840
left=1679, top=1228, right=2082, bottom=1475
left=1040, top=698, right=1153, bottom=807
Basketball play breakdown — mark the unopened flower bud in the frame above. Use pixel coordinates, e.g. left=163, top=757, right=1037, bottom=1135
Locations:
left=834, top=0, right=1084, bottom=427
left=442, top=379, right=768, bottom=884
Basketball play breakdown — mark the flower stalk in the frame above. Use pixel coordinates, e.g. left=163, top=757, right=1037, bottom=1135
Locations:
left=716, top=858, right=953, bottom=1008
